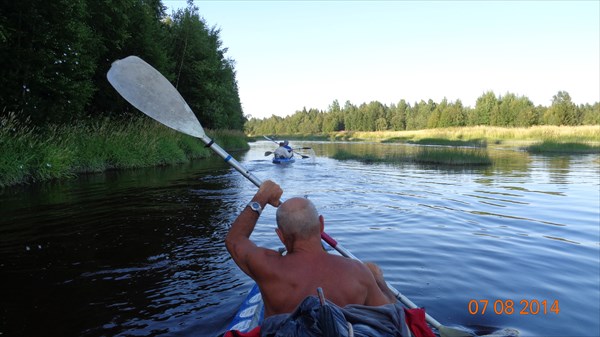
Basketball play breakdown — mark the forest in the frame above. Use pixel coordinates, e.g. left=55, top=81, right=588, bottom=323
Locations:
left=245, top=91, right=599, bottom=136
left=0, top=0, right=245, bottom=130
left=2, top=1, right=597, bottom=137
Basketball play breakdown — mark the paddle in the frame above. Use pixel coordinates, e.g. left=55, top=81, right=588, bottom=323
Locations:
left=107, top=55, right=474, bottom=337
left=263, top=135, right=311, bottom=159
left=107, top=56, right=262, bottom=187
left=265, top=149, right=312, bottom=157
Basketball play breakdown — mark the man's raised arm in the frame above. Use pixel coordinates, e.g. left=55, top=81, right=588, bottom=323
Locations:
left=224, top=180, right=283, bottom=277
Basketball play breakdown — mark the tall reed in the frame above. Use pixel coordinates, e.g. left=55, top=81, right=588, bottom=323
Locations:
left=270, top=126, right=600, bottom=147
left=332, top=148, right=492, bottom=166
left=412, top=147, right=492, bottom=165
left=345, top=125, right=600, bottom=143
left=0, top=113, right=249, bottom=187
left=525, top=141, right=600, bottom=154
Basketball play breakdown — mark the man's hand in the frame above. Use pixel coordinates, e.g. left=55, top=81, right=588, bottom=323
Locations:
left=365, top=262, right=397, bottom=304
left=255, top=180, right=283, bottom=208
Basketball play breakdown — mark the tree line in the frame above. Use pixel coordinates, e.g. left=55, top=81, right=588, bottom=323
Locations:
left=245, top=91, right=599, bottom=135
left=0, top=0, right=245, bottom=130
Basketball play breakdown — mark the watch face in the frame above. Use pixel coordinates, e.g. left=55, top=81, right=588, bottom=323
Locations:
left=249, top=202, right=261, bottom=214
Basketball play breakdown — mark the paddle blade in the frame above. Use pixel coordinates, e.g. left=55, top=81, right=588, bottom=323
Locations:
left=107, top=56, right=205, bottom=138
left=264, top=151, right=274, bottom=156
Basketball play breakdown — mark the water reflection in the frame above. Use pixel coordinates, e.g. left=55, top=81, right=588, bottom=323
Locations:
left=0, top=158, right=249, bottom=337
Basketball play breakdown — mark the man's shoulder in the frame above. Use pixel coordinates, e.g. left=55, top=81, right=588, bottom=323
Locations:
left=324, top=254, right=372, bottom=276
left=246, top=247, right=285, bottom=278
left=327, top=253, right=364, bottom=265
left=252, top=246, right=283, bottom=259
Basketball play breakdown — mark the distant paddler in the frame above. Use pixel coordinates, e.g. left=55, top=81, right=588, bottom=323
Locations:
left=274, top=140, right=293, bottom=160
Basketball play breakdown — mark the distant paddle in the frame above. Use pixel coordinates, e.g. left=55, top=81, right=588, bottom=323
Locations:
left=265, top=149, right=311, bottom=157
left=263, top=135, right=310, bottom=159
left=107, top=55, right=476, bottom=337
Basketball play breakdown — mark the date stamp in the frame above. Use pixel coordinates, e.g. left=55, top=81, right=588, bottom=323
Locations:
left=468, top=299, right=560, bottom=315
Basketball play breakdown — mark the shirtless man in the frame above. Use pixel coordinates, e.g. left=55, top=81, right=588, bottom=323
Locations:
left=225, top=180, right=396, bottom=317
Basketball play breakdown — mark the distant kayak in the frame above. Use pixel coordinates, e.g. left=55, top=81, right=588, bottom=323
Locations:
left=272, top=157, right=295, bottom=164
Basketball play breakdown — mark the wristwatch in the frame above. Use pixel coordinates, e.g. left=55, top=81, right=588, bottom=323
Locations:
left=247, top=201, right=262, bottom=215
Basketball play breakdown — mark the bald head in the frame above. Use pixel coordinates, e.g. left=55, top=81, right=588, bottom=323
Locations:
left=276, top=197, right=321, bottom=241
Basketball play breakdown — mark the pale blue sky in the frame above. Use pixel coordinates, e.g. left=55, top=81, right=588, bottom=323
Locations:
left=163, top=1, right=599, bottom=119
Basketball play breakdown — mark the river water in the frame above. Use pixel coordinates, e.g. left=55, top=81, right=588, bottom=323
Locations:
left=1, top=140, right=598, bottom=337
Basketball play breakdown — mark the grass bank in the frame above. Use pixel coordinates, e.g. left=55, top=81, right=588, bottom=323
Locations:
left=525, top=141, right=600, bottom=154
left=331, top=125, right=600, bottom=144
left=261, top=125, right=600, bottom=152
left=0, top=113, right=249, bottom=187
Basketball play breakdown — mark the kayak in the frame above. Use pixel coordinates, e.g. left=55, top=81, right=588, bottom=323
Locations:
left=224, top=282, right=428, bottom=337
left=226, top=283, right=264, bottom=333
left=224, top=284, right=519, bottom=337
left=272, top=157, right=295, bottom=164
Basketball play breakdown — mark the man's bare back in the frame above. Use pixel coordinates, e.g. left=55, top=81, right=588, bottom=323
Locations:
left=225, top=181, right=395, bottom=317
left=250, top=245, right=388, bottom=317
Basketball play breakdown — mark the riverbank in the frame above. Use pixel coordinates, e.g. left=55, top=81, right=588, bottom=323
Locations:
left=256, top=125, right=600, bottom=152
left=0, top=113, right=249, bottom=187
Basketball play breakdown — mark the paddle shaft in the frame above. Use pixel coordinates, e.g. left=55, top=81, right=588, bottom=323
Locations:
left=263, top=136, right=310, bottom=158
left=199, top=134, right=262, bottom=188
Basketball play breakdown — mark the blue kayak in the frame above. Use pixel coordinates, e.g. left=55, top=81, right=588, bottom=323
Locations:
left=272, top=157, right=295, bottom=164
left=226, top=283, right=264, bottom=333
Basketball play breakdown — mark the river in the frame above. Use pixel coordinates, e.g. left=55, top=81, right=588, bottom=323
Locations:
left=1, top=140, right=598, bottom=337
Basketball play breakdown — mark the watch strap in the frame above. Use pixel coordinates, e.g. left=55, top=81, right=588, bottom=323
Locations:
left=247, top=201, right=262, bottom=215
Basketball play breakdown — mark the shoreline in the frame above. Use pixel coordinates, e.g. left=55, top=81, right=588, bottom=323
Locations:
left=3, top=124, right=598, bottom=187
left=0, top=115, right=249, bottom=188
left=251, top=125, right=600, bottom=152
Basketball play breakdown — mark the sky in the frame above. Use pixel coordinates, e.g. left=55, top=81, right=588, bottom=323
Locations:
left=163, top=1, right=600, bottom=119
